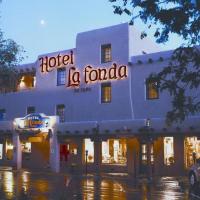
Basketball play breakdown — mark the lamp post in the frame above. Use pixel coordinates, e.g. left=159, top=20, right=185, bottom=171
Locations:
left=145, top=118, right=153, bottom=181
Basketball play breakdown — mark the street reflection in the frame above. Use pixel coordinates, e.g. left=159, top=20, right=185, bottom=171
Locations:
left=0, top=169, right=195, bottom=200
left=3, top=171, right=14, bottom=199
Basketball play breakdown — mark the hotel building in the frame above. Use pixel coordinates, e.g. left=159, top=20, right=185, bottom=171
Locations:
left=0, top=23, right=199, bottom=177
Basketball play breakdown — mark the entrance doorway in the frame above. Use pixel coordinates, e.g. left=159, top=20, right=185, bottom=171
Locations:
left=139, top=143, right=154, bottom=175
left=22, top=134, right=50, bottom=170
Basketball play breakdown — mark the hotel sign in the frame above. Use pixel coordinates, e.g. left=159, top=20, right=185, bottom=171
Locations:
left=39, top=51, right=74, bottom=73
left=39, top=50, right=128, bottom=87
left=14, top=113, right=50, bottom=131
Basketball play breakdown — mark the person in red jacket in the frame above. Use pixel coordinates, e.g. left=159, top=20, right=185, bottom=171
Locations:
left=60, top=144, right=70, bottom=162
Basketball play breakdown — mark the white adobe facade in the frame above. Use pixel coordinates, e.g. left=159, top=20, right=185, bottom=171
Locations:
left=0, top=23, right=199, bottom=176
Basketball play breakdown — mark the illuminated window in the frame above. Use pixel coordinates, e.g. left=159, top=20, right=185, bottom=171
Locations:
left=18, top=74, right=36, bottom=90
left=84, top=139, right=94, bottom=163
left=146, top=78, right=159, bottom=100
left=164, top=137, right=174, bottom=166
left=71, top=146, right=77, bottom=155
left=101, top=44, right=112, bottom=63
left=21, top=142, right=31, bottom=153
left=0, top=144, right=3, bottom=159
left=5, top=141, right=13, bottom=160
left=101, top=82, right=111, bottom=103
left=141, top=143, right=154, bottom=164
left=184, top=137, right=200, bottom=168
left=0, top=109, right=6, bottom=121
left=141, top=144, right=147, bottom=164
left=102, top=139, right=127, bottom=165
left=56, top=104, right=65, bottom=123
left=150, top=145, right=154, bottom=163
left=27, top=106, right=35, bottom=114
left=57, top=68, right=66, bottom=86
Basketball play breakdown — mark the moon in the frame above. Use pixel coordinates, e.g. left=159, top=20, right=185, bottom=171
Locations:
left=40, top=19, right=46, bottom=26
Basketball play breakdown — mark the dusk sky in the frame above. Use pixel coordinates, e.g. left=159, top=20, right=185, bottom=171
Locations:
left=1, top=0, right=183, bottom=64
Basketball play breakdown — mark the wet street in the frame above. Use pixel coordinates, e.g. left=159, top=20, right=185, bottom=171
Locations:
left=0, top=168, right=199, bottom=200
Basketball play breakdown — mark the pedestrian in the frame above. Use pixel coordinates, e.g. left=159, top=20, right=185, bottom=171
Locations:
left=192, top=152, right=196, bottom=164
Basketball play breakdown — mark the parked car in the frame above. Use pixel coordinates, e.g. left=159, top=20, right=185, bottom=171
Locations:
left=189, top=158, right=200, bottom=187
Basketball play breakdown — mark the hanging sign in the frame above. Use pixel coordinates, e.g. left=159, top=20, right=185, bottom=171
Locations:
left=14, top=113, right=50, bottom=130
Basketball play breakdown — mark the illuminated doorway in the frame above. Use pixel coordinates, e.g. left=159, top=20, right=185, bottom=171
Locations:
left=184, top=137, right=200, bottom=168
left=139, top=143, right=154, bottom=175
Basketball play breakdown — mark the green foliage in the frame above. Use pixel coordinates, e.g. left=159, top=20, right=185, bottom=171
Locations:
left=0, top=30, right=24, bottom=93
left=109, top=0, right=200, bottom=45
left=151, top=47, right=200, bottom=124
left=110, top=0, right=200, bottom=124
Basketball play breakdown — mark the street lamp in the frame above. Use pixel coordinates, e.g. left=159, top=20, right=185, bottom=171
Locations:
left=145, top=118, right=153, bottom=181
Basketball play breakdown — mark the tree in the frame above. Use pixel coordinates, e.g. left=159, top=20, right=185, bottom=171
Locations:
left=109, top=0, right=200, bottom=124
left=0, top=30, right=24, bottom=93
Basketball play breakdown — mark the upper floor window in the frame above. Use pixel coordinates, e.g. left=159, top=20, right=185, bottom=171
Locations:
left=57, top=68, right=66, bottom=86
left=56, top=104, right=65, bottom=123
left=0, top=109, right=6, bottom=121
left=146, top=78, right=159, bottom=100
left=101, top=44, right=112, bottom=63
left=101, top=82, right=111, bottom=103
left=27, top=106, right=35, bottom=115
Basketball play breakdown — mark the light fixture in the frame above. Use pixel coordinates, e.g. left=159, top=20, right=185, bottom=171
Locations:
left=145, top=118, right=151, bottom=127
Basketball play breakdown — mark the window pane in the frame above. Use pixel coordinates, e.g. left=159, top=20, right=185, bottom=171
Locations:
left=21, top=142, right=31, bottom=153
left=56, top=104, right=65, bottom=123
left=27, top=106, right=35, bottom=114
left=85, top=139, right=94, bottom=163
left=0, top=109, right=6, bottom=121
left=142, top=144, right=147, bottom=154
left=57, top=68, right=66, bottom=86
left=101, top=82, right=111, bottom=103
left=146, top=79, right=159, bottom=99
left=164, top=137, right=174, bottom=166
left=102, top=139, right=127, bottom=165
left=101, top=44, right=112, bottom=63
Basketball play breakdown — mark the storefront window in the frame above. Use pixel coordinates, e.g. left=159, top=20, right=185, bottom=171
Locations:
left=151, top=145, right=154, bottom=163
left=184, top=137, right=200, bottom=168
left=102, top=139, right=127, bottom=165
left=84, top=139, right=94, bottom=163
left=141, top=143, right=154, bottom=164
left=0, top=144, right=3, bottom=159
left=164, top=137, right=174, bottom=166
left=21, top=142, right=31, bottom=153
left=5, top=141, right=13, bottom=160
left=70, top=143, right=77, bottom=155
left=141, top=144, right=147, bottom=164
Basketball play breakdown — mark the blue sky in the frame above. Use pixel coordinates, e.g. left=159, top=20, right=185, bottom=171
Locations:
left=1, top=0, right=183, bottom=63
